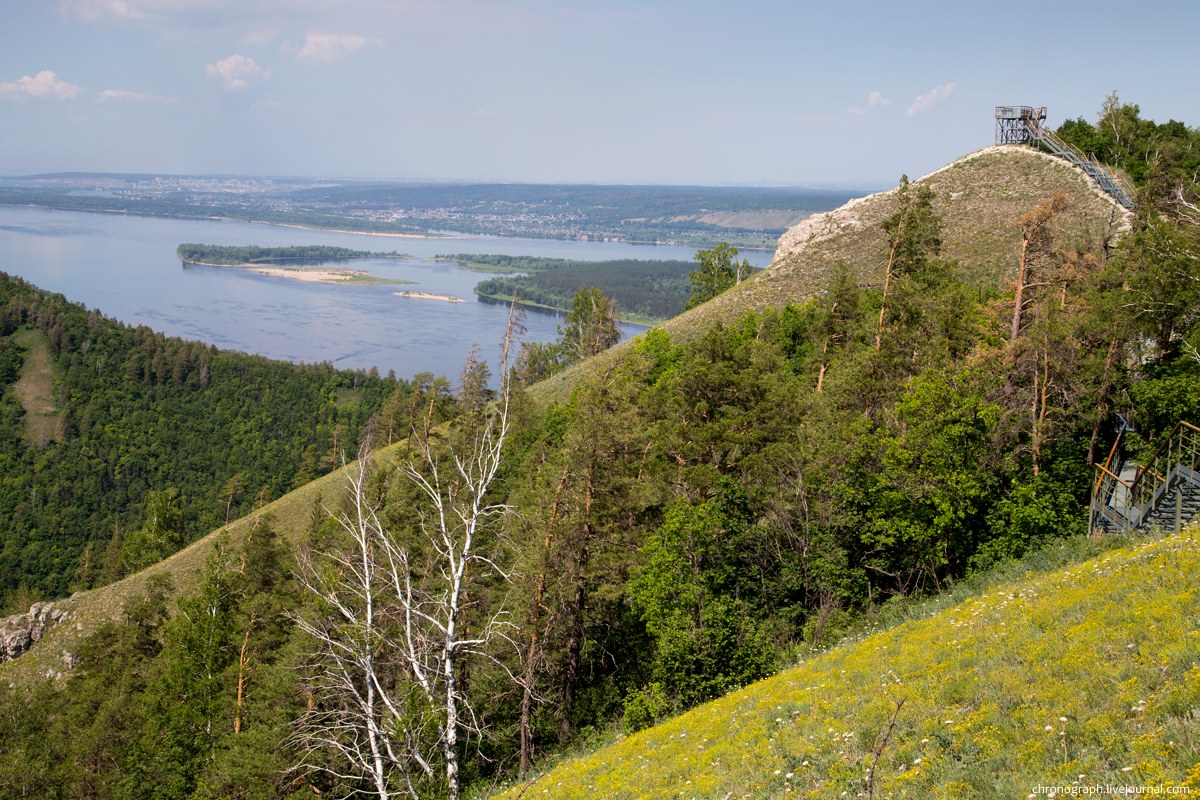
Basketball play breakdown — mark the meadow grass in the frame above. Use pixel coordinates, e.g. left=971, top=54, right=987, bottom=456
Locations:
left=10, top=327, right=63, bottom=446
left=488, top=529, right=1200, bottom=799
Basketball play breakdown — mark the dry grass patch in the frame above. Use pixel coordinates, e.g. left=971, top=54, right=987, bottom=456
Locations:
left=526, top=146, right=1132, bottom=408
left=10, top=328, right=62, bottom=446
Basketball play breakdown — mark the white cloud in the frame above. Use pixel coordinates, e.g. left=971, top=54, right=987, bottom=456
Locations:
left=287, top=33, right=378, bottom=62
left=867, top=91, right=891, bottom=108
left=0, top=71, right=84, bottom=102
left=205, top=54, right=270, bottom=91
left=60, top=0, right=143, bottom=21
left=905, top=83, right=957, bottom=118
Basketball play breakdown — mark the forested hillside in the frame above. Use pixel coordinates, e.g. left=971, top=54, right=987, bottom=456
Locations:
left=0, top=275, right=420, bottom=611
left=1, top=98, right=1197, bottom=799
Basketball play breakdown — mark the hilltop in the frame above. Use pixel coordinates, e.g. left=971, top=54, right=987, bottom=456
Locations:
left=531, top=144, right=1133, bottom=404
left=671, top=144, right=1132, bottom=337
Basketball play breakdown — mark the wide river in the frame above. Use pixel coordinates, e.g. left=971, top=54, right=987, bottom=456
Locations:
left=0, top=206, right=775, bottom=380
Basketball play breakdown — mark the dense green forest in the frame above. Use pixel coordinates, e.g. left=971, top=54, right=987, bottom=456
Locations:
left=177, top=244, right=406, bottom=265
left=1, top=98, right=1198, bottom=799
left=1057, top=93, right=1200, bottom=199
left=457, top=254, right=693, bottom=323
left=0, top=275, right=432, bottom=611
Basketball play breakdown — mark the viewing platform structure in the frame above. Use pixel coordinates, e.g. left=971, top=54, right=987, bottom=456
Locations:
left=995, top=105, right=1135, bottom=210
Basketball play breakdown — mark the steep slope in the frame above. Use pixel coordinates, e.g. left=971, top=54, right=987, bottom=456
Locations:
left=491, top=530, right=1200, bottom=799
left=532, top=145, right=1132, bottom=404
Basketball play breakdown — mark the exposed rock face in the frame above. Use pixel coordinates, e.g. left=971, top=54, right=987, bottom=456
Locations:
left=0, top=602, right=70, bottom=663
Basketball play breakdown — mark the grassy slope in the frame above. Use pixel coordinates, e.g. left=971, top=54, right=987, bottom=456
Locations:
left=768, top=145, right=1130, bottom=298
left=532, top=145, right=1132, bottom=405
left=491, top=531, right=1200, bottom=799
left=11, top=328, right=62, bottom=446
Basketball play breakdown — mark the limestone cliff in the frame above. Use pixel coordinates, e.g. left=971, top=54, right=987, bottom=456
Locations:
left=1, top=602, right=72, bottom=667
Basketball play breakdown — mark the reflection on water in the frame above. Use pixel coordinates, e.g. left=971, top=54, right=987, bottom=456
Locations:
left=0, top=207, right=747, bottom=379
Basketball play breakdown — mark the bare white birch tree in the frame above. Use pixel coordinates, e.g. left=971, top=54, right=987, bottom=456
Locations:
left=295, top=311, right=520, bottom=800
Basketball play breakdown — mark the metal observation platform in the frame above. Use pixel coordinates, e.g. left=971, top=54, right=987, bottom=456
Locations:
left=994, top=106, right=1135, bottom=210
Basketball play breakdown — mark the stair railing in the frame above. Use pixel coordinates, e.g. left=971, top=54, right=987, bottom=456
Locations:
left=1025, top=118, right=1137, bottom=210
left=1128, top=420, right=1200, bottom=517
left=1091, top=425, right=1131, bottom=532
left=1090, top=420, right=1200, bottom=533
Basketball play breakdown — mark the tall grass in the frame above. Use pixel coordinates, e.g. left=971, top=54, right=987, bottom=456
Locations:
left=489, top=529, right=1200, bottom=799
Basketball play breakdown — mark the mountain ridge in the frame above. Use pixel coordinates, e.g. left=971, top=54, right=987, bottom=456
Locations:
left=1, top=142, right=1133, bottom=683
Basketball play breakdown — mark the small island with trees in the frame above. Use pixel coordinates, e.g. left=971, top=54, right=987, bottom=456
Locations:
left=454, top=247, right=760, bottom=326
left=176, top=243, right=411, bottom=285
left=447, top=253, right=696, bottom=325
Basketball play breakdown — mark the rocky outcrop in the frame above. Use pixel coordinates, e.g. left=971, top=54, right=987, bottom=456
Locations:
left=1, top=602, right=71, bottom=663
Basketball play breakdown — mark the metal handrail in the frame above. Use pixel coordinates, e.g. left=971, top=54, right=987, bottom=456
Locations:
left=1128, top=421, right=1200, bottom=513
left=1025, top=118, right=1137, bottom=210
left=1091, top=420, right=1200, bottom=533
left=1094, top=464, right=1127, bottom=484
left=1093, top=427, right=1127, bottom=494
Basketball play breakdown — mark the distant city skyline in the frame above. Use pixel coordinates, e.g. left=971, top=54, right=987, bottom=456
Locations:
left=2, top=0, right=1197, bottom=187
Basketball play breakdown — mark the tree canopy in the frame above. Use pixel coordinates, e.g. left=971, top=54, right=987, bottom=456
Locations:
left=686, top=243, right=758, bottom=309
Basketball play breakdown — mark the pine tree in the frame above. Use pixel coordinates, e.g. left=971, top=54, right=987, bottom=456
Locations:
left=686, top=243, right=756, bottom=309
left=875, top=176, right=941, bottom=352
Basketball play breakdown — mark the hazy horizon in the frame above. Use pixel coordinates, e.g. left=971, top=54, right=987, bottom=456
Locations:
left=0, top=170, right=886, bottom=192
left=3, top=1, right=1198, bottom=186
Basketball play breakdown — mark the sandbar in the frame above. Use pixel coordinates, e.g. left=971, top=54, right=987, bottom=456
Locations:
left=183, top=259, right=396, bottom=284
left=248, top=266, right=369, bottom=283
left=394, top=291, right=464, bottom=303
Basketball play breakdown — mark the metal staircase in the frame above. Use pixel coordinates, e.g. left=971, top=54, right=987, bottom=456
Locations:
left=995, top=106, right=1137, bottom=211
left=1090, top=421, right=1200, bottom=534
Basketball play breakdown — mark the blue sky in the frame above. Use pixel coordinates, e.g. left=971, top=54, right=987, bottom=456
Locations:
left=2, top=0, right=1197, bottom=187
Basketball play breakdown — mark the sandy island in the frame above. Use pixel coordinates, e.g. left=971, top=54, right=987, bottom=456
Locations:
left=247, top=266, right=369, bottom=283
left=394, top=291, right=464, bottom=303
left=182, top=259, right=398, bottom=284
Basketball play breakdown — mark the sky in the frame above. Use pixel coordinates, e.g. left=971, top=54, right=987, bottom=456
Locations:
left=2, top=0, right=1198, bottom=188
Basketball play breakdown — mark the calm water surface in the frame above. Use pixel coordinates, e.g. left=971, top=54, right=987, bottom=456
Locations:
left=0, top=207, right=773, bottom=379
